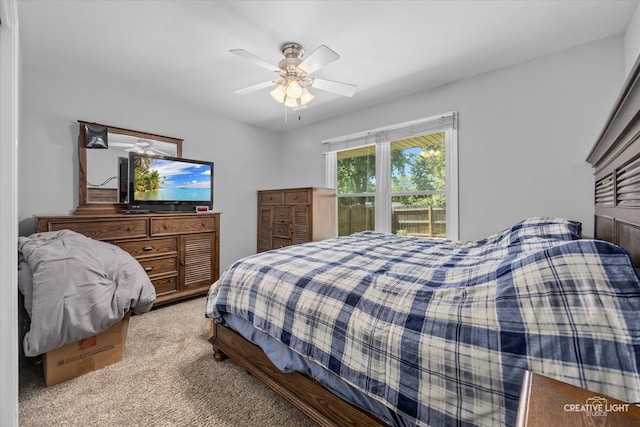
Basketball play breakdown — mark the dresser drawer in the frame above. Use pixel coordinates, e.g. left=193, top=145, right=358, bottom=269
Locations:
left=138, top=256, right=178, bottom=277
left=273, top=207, right=291, bottom=222
left=259, top=190, right=283, bottom=205
left=258, top=238, right=272, bottom=252
left=284, top=189, right=310, bottom=204
left=151, top=216, right=217, bottom=236
left=44, top=218, right=148, bottom=241
left=116, top=237, right=178, bottom=259
left=272, top=223, right=291, bottom=238
left=152, top=276, right=179, bottom=296
left=272, top=237, right=292, bottom=249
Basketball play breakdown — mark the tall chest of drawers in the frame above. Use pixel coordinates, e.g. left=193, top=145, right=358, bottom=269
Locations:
left=257, top=187, right=336, bottom=252
left=35, top=212, right=220, bottom=305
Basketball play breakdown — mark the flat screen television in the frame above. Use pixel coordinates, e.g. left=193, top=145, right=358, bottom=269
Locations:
left=127, top=152, right=213, bottom=213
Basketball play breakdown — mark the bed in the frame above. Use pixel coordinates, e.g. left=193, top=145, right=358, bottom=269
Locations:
left=206, top=56, right=640, bottom=426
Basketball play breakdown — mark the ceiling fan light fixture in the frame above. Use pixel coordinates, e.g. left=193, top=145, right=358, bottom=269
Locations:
left=231, top=42, right=356, bottom=112
left=283, top=96, right=298, bottom=108
left=270, top=84, right=286, bottom=103
left=300, top=88, right=314, bottom=105
left=229, top=42, right=357, bottom=113
left=285, top=80, right=302, bottom=99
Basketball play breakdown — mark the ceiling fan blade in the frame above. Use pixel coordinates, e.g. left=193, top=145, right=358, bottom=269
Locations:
left=311, top=78, right=357, bottom=97
left=233, top=80, right=276, bottom=95
left=150, top=148, right=170, bottom=156
left=298, top=45, right=339, bottom=75
left=229, top=49, right=281, bottom=72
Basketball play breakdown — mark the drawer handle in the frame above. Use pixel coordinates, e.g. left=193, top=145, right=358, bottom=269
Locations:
left=202, top=222, right=206, bottom=227
left=163, top=224, right=169, bottom=230
left=293, top=196, right=298, bottom=199
left=127, top=226, right=134, bottom=231
left=279, top=212, right=285, bottom=216
left=144, top=267, right=154, bottom=272
left=142, top=246, right=154, bottom=251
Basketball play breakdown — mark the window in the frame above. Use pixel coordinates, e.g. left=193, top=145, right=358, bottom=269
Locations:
left=336, top=145, right=376, bottom=235
left=324, top=112, right=458, bottom=239
left=390, top=132, right=447, bottom=238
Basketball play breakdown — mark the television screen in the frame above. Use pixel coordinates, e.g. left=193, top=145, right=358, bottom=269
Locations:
left=128, top=153, right=213, bottom=211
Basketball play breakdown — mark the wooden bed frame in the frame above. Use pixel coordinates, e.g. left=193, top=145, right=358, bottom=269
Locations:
left=211, top=323, right=387, bottom=426
left=210, top=56, right=640, bottom=426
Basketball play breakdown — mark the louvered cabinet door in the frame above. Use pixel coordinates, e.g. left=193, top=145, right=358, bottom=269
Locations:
left=258, top=207, right=274, bottom=251
left=292, top=206, right=311, bottom=244
left=180, top=232, right=218, bottom=290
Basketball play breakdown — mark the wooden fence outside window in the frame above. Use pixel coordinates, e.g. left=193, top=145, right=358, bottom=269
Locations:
left=338, top=205, right=446, bottom=238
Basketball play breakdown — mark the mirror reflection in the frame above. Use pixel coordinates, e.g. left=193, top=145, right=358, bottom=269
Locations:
left=86, top=133, right=179, bottom=204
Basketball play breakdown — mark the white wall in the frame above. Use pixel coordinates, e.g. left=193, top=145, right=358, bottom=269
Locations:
left=625, top=1, right=640, bottom=75
left=278, top=36, right=625, bottom=240
left=19, top=66, right=283, bottom=271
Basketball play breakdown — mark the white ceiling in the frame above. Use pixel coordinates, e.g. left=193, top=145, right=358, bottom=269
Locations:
left=17, top=0, right=638, bottom=133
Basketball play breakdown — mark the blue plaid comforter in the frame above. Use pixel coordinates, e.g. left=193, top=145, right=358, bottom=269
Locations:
left=206, top=218, right=640, bottom=426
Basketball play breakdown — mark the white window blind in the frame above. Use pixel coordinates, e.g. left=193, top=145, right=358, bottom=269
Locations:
left=322, top=112, right=456, bottom=153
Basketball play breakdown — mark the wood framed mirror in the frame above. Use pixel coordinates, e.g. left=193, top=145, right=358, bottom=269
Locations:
left=76, top=121, right=183, bottom=215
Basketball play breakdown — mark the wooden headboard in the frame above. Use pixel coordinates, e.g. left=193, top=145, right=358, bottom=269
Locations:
left=586, top=54, right=640, bottom=270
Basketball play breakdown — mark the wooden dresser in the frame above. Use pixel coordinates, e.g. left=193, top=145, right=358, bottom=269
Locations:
left=257, top=187, right=336, bottom=252
left=35, top=212, right=220, bottom=305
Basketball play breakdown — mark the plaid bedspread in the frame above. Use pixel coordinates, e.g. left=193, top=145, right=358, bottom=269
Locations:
left=206, top=218, right=640, bottom=426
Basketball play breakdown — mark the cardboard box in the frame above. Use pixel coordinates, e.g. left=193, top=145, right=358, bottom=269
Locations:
left=43, top=312, right=130, bottom=386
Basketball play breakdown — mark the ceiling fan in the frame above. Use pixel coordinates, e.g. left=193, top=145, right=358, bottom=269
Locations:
left=230, top=42, right=357, bottom=108
left=109, top=139, right=170, bottom=156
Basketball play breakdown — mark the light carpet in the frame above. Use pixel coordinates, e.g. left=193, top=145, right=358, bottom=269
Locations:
left=19, top=296, right=315, bottom=427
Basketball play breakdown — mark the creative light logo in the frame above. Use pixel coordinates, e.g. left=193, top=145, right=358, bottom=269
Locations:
left=564, top=396, right=630, bottom=417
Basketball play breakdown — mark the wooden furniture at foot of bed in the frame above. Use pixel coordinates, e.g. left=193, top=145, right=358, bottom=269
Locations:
left=516, top=371, right=640, bottom=426
left=210, top=322, right=388, bottom=427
